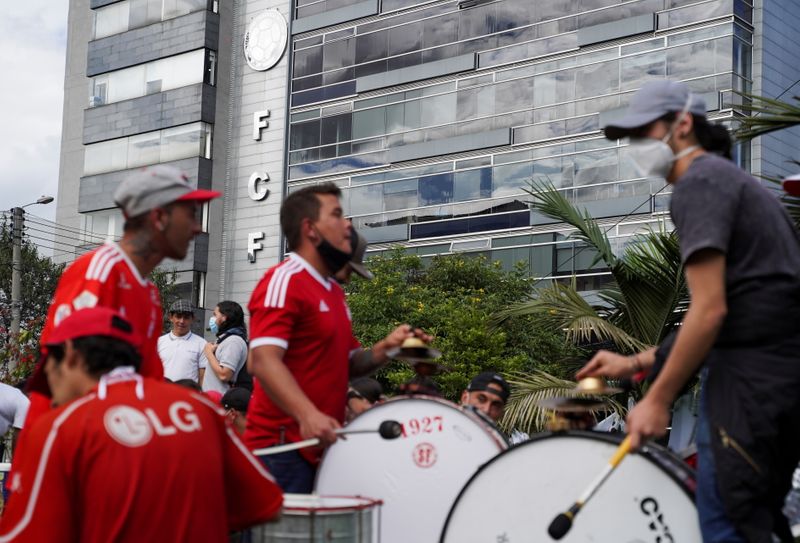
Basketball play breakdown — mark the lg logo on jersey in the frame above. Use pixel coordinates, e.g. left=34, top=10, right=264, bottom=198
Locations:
left=103, top=402, right=201, bottom=448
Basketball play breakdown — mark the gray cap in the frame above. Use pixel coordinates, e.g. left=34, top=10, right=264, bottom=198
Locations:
left=113, top=165, right=221, bottom=218
left=169, top=299, right=194, bottom=314
left=604, top=80, right=707, bottom=140
left=349, top=229, right=374, bottom=280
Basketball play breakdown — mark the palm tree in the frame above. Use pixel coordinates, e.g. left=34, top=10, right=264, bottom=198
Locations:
left=495, top=183, right=689, bottom=433
left=733, top=93, right=800, bottom=229
left=733, top=93, right=800, bottom=141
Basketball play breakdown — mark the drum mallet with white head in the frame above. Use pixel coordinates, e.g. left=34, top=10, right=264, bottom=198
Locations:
left=253, top=420, right=403, bottom=456
left=547, top=435, right=632, bottom=540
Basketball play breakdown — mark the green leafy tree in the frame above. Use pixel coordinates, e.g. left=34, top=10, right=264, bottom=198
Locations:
left=0, top=218, right=64, bottom=382
left=492, top=184, right=690, bottom=432
left=150, top=267, right=179, bottom=334
left=345, top=249, right=581, bottom=402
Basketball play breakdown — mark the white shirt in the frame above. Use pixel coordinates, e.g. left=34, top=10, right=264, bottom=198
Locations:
left=201, top=335, right=248, bottom=395
left=0, top=383, right=29, bottom=434
left=157, top=331, right=208, bottom=383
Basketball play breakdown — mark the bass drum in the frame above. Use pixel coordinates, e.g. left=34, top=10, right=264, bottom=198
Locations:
left=441, top=431, right=701, bottom=542
left=315, top=396, right=507, bottom=543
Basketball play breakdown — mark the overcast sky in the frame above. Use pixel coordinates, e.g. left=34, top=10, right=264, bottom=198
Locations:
left=0, top=1, right=69, bottom=224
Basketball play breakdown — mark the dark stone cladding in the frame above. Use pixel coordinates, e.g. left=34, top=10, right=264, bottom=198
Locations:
left=78, top=157, right=213, bottom=213
left=87, top=10, right=219, bottom=77
left=83, top=83, right=216, bottom=144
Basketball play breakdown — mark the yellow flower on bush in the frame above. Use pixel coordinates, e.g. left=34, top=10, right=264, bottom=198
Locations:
left=386, top=286, right=395, bottom=295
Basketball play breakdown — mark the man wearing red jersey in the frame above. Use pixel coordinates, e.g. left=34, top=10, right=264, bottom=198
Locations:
left=0, top=307, right=282, bottom=543
left=245, top=183, right=422, bottom=492
left=24, top=165, right=220, bottom=431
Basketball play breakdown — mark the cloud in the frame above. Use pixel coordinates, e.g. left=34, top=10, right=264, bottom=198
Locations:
left=0, top=0, right=69, bottom=224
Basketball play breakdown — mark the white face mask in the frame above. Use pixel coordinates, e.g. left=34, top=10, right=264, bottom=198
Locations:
left=627, top=94, right=699, bottom=179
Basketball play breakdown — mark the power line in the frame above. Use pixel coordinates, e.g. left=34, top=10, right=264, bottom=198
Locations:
left=24, top=225, right=89, bottom=245
left=25, top=218, right=109, bottom=243
left=25, top=212, right=111, bottom=242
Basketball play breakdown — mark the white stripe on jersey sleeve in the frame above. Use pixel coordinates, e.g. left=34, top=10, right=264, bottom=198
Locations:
left=250, top=337, right=289, bottom=350
left=85, top=245, right=113, bottom=280
left=265, top=261, right=301, bottom=309
left=98, top=255, right=124, bottom=283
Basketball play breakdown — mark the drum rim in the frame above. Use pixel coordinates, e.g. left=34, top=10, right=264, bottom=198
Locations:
left=282, top=494, right=383, bottom=512
left=438, top=430, right=696, bottom=543
left=316, top=395, right=510, bottom=489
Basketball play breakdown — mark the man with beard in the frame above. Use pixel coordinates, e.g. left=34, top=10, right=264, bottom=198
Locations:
left=23, top=165, right=220, bottom=432
left=245, top=183, right=420, bottom=492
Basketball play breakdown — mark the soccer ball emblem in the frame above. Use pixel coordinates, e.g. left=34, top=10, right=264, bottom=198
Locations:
left=244, top=9, right=288, bottom=71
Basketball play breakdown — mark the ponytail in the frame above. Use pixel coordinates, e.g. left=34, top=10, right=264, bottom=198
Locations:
left=692, top=115, right=732, bottom=160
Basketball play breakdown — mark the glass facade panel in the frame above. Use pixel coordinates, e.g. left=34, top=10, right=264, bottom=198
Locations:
left=90, top=49, right=208, bottom=107
left=83, top=122, right=210, bottom=175
left=287, top=0, right=744, bottom=284
left=95, top=0, right=208, bottom=40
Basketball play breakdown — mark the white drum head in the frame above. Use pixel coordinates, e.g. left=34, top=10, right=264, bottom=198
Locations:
left=441, top=431, right=701, bottom=542
left=315, top=396, right=507, bottom=543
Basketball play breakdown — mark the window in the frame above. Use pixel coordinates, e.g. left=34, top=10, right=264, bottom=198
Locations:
left=83, top=122, right=212, bottom=176
left=88, top=49, right=209, bottom=107
left=93, top=0, right=209, bottom=40
left=80, top=209, right=124, bottom=243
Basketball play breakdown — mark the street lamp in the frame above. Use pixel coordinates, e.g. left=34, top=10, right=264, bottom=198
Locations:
left=10, top=195, right=54, bottom=369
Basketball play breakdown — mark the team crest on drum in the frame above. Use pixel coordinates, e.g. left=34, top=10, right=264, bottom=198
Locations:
left=412, top=442, right=437, bottom=468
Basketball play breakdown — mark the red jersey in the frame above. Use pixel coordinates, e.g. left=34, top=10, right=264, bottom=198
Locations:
left=25, top=242, right=164, bottom=430
left=0, top=369, right=283, bottom=543
left=244, top=253, right=360, bottom=463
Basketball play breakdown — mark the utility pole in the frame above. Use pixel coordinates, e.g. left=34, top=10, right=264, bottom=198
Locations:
left=10, top=206, right=23, bottom=370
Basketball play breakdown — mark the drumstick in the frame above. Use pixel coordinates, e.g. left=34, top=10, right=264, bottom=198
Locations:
left=253, top=420, right=402, bottom=456
left=547, top=435, right=632, bottom=540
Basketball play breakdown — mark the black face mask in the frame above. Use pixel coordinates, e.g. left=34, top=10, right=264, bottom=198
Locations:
left=316, top=235, right=352, bottom=275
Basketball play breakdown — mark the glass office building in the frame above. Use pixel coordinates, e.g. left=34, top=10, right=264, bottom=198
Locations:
left=285, top=0, right=763, bottom=289
left=55, top=0, right=800, bottom=314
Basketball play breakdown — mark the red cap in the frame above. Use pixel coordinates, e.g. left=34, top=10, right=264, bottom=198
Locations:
left=783, top=174, right=800, bottom=197
left=45, top=307, right=142, bottom=349
left=176, top=188, right=222, bottom=203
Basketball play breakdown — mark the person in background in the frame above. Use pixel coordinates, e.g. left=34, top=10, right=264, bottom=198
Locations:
left=157, top=299, right=207, bottom=386
left=460, top=371, right=510, bottom=424
left=335, top=229, right=374, bottom=284
left=222, top=387, right=251, bottom=435
left=0, top=307, right=281, bottom=542
left=398, top=375, right=441, bottom=397
left=0, top=382, right=29, bottom=460
left=345, top=377, right=383, bottom=422
left=202, top=301, right=248, bottom=395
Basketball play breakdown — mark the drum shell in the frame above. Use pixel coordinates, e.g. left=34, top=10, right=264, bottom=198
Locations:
left=315, top=396, right=507, bottom=543
left=251, top=494, right=380, bottom=543
left=440, top=430, right=701, bottom=542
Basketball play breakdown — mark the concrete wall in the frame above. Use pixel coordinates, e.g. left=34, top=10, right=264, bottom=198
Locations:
left=55, top=0, right=93, bottom=264
left=210, top=0, right=291, bottom=311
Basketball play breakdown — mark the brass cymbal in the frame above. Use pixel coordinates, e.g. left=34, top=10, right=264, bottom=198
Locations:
left=537, top=396, right=606, bottom=413
left=574, top=377, right=622, bottom=395
left=386, top=337, right=442, bottom=363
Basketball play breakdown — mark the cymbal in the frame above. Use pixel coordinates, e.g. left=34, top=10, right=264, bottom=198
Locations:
left=386, top=337, right=442, bottom=363
left=574, top=377, right=622, bottom=395
left=537, top=397, right=606, bottom=413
